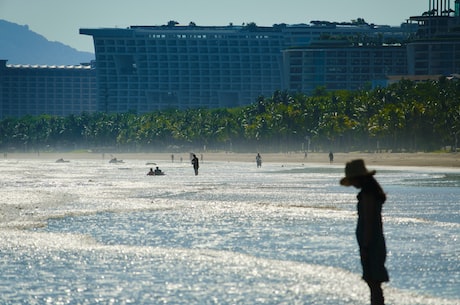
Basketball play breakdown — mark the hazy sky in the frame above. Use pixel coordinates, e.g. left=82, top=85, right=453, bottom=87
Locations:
left=1, top=0, right=432, bottom=53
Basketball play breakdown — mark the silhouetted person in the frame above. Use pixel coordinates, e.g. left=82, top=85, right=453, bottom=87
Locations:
left=329, top=151, right=334, bottom=163
left=147, top=166, right=164, bottom=176
left=154, top=166, right=163, bottom=175
left=341, top=159, right=389, bottom=305
left=256, top=153, right=262, bottom=168
left=147, top=168, right=154, bottom=176
left=191, top=154, right=199, bottom=175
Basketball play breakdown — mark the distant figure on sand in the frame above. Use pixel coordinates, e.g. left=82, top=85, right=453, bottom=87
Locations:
left=191, top=154, right=199, bottom=175
left=340, top=159, right=389, bottom=305
left=329, top=151, right=334, bottom=163
left=256, top=153, right=262, bottom=168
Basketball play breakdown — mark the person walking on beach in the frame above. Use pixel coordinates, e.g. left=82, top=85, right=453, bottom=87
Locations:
left=191, top=154, right=199, bottom=175
left=340, top=159, right=389, bottom=305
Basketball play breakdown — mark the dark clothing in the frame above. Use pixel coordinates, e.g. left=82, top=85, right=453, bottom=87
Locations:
left=154, top=168, right=162, bottom=175
left=192, top=156, right=199, bottom=175
left=256, top=154, right=262, bottom=168
left=356, top=181, right=389, bottom=283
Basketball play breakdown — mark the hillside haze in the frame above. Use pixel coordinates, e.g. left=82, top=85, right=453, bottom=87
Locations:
left=0, top=19, right=94, bottom=65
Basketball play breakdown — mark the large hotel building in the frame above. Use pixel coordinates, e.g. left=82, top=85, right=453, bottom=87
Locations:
left=79, top=23, right=413, bottom=113
left=1, top=0, right=459, bottom=118
left=0, top=60, right=97, bottom=118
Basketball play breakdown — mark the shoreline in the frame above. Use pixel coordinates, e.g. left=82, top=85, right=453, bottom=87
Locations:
left=0, top=151, right=459, bottom=230
left=2, top=151, right=460, bottom=168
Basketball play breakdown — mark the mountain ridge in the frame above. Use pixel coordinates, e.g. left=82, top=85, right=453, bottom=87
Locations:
left=0, top=19, right=94, bottom=66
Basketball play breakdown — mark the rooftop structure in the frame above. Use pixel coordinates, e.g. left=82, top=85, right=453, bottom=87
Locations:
left=405, top=0, right=460, bottom=75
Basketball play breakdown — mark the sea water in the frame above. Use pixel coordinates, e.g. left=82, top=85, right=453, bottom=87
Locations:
left=0, top=157, right=458, bottom=304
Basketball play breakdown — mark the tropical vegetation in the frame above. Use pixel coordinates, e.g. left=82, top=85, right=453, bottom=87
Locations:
left=0, top=78, right=459, bottom=154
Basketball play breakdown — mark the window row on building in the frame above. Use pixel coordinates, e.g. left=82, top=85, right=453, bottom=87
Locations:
left=0, top=60, right=97, bottom=118
left=78, top=23, right=421, bottom=113
left=1, top=3, right=459, bottom=118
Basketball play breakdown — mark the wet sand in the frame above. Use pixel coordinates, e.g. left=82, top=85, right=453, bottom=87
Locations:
left=1, top=151, right=459, bottom=228
left=3, top=151, right=460, bottom=168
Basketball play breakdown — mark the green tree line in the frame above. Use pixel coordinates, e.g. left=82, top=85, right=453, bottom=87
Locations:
left=1, top=78, right=459, bottom=153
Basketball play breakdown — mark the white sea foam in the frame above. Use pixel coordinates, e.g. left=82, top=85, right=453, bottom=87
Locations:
left=0, top=158, right=458, bottom=304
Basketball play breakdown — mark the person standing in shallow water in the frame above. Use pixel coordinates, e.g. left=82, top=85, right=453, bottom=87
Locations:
left=191, top=154, right=199, bottom=175
left=256, top=153, right=262, bottom=168
left=340, top=159, right=389, bottom=305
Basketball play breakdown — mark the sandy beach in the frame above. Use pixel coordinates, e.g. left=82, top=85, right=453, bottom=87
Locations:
left=3, top=151, right=460, bottom=168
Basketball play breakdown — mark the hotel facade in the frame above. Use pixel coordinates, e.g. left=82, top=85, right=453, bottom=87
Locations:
left=283, top=44, right=408, bottom=93
left=0, top=60, right=97, bottom=118
left=1, top=1, right=459, bottom=118
left=79, top=23, right=414, bottom=113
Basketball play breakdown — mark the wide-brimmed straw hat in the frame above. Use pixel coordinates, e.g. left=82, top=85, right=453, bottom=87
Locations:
left=340, top=159, right=376, bottom=186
